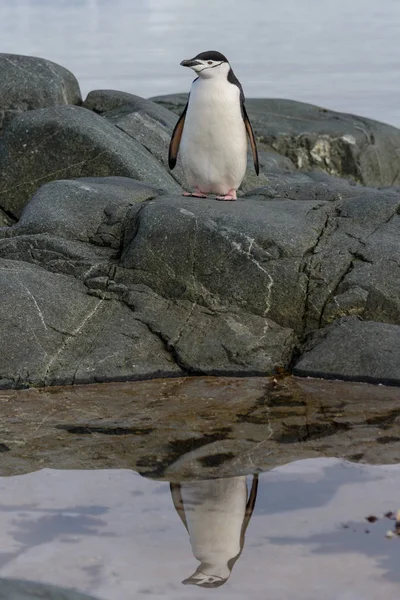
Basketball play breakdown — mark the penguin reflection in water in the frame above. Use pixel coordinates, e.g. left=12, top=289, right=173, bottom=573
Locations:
left=168, top=51, right=259, bottom=201
left=170, top=475, right=258, bottom=588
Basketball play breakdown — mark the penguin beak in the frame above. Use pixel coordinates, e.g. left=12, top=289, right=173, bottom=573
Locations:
left=180, top=59, right=201, bottom=68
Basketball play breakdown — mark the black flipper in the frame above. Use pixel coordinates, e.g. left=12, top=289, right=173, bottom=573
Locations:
left=242, top=104, right=259, bottom=175
left=168, top=102, right=188, bottom=170
left=170, top=483, right=189, bottom=532
left=227, top=474, right=259, bottom=573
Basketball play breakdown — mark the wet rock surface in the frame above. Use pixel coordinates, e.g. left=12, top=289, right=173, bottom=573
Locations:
left=1, top=376, right=400, bottom=479
left=0, top=57, right=400, bottom=386
left=0, top=579, right=99, bottom=600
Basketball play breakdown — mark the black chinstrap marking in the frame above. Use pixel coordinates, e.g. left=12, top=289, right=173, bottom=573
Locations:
left=196, top=61, right=224, bottom=73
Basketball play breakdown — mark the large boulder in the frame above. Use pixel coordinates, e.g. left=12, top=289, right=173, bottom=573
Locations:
left=152, top=94, right=400, bottom=188
left=118, top=193, right=328, bottom=334
left=112, top=108, right=186, bottom=186
left=0, top=176, right=306, bottom=387
left=150, top=93, right=188, bottom=114
left=0, top=54, right=81, bottom=131
left=0, top=168, right=400, bottom=387
left=11, top=177, right=160, bottom=242
left=83, top=89, right=177, bottom=129
left=294, top=317, right=400, bottom=386
left=0, top=258, right=183, bottom=388
left=0, top=179, right=182, bottom=388
left=0, top=167, right=399, bottom=387
left=0, top=105, right=180, bottom=218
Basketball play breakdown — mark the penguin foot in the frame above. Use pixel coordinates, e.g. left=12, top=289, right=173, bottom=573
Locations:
left=183, top=188, right=207, bottom=198
left=217, top=189, right=237, bottom=201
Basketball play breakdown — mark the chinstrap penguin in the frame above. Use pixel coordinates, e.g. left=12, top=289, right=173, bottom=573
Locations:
left=168, top=50, right=259, bottom=201
left=170, top=475, right=259, bottom=588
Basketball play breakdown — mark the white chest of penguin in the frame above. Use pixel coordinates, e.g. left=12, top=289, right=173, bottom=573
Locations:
left=180, top=77, right=248, bottom=194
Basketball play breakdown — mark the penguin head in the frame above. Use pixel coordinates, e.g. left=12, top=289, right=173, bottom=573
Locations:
left=180, top=51, right=230, bottom=79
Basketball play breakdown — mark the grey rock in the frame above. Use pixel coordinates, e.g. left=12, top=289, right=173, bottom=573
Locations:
left=119, top=194, right=328, bottom=334
left=122, top=287, right=295, bottom=375
left=0, top=105, right=180, bottom=218
left=84, top=89, right=177, bottom=129
left=12, top=177, right=160, bottom=243
left=240, top=150, right=295, bottom=194
left=332, top=204, right=400, bottom=326
left=0, top=161, right=400, bottom=387
left=0, top=578, right=99, bottom=600
left=85, top=91, right=185, bottom=181
left=247, top=178, right=400, bottom=335
left=114, top=110, right=186, bottom=186
left=85, top=92, right=183, bottom=182
left=304, top=187, right=400, bottom=332
left=150, top=92, right=188, bottom=115
left=0, top=177, right=159, bottom=281
left=0, top=177, right=310, bottom=386
left=293, top=317, right=400, bottom=385
left=84, top=89, right=143, bottom=113
left=0, top=179, right=184, bottom=388
left=0, top=53, right=81, bottom=131
left=0, top=259, right=182, bottom=388
left=152, top=94, right=400, bottom=187
left=245, top=169, right=356, bottom=202
left=0, top=208, right=14, bottom=227
left=323, top=287, right=369, bottom=323
left=244, top=98, right=400, bottom=188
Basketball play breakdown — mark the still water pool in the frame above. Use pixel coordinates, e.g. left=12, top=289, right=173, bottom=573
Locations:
left=1, top=376, right=400, bottom=598
left=2, top=460, right=400, bottom=599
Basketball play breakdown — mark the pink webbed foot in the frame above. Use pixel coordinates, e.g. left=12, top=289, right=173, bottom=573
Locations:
left=183, top=187, right=208, bottom=198
left=217, top=189, right=237, bottom=201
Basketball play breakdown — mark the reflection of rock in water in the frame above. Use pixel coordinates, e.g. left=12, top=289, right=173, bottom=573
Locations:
left=3, top=376, right=400, bottom=480
left=171, top=475, right=258, bottom=587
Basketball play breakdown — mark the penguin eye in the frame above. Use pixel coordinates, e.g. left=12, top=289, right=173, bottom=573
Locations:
left=207, top=61, right=213, bottom=65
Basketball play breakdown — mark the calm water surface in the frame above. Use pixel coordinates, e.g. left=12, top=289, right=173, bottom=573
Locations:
left=2, top=377, right=400, bottom=598
left=2, top=459, right=400, bottom=599
left=1, top=0, right=400, bottom=125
